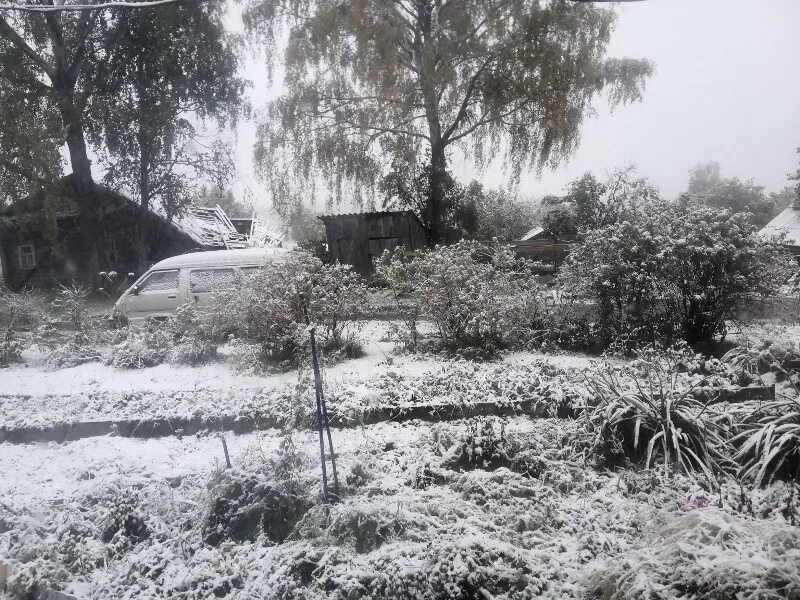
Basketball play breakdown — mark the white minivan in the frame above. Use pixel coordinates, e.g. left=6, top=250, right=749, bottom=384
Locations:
left=114, top=247, right=288, bottom=324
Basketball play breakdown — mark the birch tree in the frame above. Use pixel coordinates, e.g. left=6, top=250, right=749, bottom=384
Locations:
left=245, top=0, right=653, bottom=243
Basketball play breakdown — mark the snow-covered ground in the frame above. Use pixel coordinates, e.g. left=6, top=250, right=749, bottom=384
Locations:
left=2, top=320, right=799, bottom=599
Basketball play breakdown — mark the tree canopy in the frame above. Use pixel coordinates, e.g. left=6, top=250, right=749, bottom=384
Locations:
left=244, top=0, right=653, bottom=242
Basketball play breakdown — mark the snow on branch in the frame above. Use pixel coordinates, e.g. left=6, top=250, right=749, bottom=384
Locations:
left=0, top=0, right=198, bottom=13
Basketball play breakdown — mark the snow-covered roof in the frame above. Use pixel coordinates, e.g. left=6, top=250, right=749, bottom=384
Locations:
left=519, top=226, right=545, bottom=241
left=759, top=205, right=800, bottom=246
left=152, top=247, right=289, bottom=271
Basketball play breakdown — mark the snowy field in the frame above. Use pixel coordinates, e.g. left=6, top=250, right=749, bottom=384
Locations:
left=1, top=320, right=799, bottom=599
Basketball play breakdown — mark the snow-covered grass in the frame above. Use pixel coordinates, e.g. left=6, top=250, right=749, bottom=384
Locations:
left=3, top=418, right=799, bottom=599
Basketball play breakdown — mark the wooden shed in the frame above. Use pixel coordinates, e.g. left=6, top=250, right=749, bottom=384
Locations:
left=319, top=211, right=428, bottom=275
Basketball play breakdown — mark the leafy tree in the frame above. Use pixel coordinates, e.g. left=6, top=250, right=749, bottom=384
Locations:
left=196, top=185, right=252, bottom=218
left=687, top=161, right=722, bottom=195
left=380, top=159, right=468, bottom=241
left=0, top=0, right=199, bottom=284
left=788, top=147, right=800, bottom=206
left=460, top=181, right=535, bottom=241
left=85, top=3, right=244, bottom=272
left=542, top=167, right=660, bottom=235
left=244, top=0, right=653, bottom=243
left=683, top=162, right=779, bottom=228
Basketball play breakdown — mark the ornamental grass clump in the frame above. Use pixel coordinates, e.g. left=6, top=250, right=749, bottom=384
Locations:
left=588, top=350, right=729, bottom=482
left=732, top=394, right=800, bottom=487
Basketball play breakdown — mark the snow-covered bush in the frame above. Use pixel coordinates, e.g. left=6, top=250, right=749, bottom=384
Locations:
left=585, top=509, right=800, bottom=600
left=375, top=241, right=544, bottom=357
left=168, top=303, right=218, bottom=366
left=202, top=469, right=313, bottom=546
left=106, top=319, right=172, bottom=368
left=732, top=395, right=800, bottom=487
left=0, top=285, right=39, bottom=366
left=217, top=251, right=367, bottom=368
left=445, top=418, right=514, bottom=471
left=587, top=350, right=728, bottom=481
left=723, top=340, right=800, bottom=383
left=562, top=208, right=785, bottom=346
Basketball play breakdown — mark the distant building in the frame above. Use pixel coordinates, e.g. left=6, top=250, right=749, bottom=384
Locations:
left=511, top=226, right=576, bottom=270
left=760, top=203, right=800, bottom=257
left=319, top=210, right=428, bottom=275
left=0, top=177, right=252, bottom=290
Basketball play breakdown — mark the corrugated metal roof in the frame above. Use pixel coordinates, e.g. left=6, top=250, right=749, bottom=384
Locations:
left=520, top=226, right=544, bottom=241
left=759, top=206, right=800, bottom=246
left=318, top=210, right=416, bottom=220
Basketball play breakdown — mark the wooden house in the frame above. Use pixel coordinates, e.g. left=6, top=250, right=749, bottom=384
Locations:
left=759, top=202, right=800, bottom=259
left=0, top=176, right=251, bottom=290
left=510, top=226, right=577, bottom=270
left=319, top=211, right=428, bottom=275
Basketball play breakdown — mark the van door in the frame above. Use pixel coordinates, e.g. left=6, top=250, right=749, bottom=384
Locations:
left=187, top=268, right=236, bottom=306
left=126, top=269, right=181, bottom=321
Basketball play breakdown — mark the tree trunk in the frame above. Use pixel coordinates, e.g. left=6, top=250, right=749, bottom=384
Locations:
left=137, top=122, right=151, bottom=275
left=57, top=90, right=106, bottom=290
left=426, top=144, right=448, bottom=245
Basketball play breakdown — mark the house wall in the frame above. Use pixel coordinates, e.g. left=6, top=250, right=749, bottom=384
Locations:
left=0, top=208, right=198, bottom=290
left=321, top=212, right=428, bottom=276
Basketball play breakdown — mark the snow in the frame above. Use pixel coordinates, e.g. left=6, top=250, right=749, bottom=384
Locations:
left=2, top=319, right=799, bottom=599
left=149, top=247, right=289, bottom=271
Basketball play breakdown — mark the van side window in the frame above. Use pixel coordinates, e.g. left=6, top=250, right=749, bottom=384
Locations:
left=189, top=269, right=235, bottom=293
left=139, top=270, right=179, bottom=293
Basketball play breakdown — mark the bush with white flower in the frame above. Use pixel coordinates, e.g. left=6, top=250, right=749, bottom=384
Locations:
left=376, top=240, right=544, bottom=357
left=561, top=208, right=786, bottom=346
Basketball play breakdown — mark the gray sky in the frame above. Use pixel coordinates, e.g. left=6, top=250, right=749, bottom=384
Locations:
left=231, top=0, right=800, bottom=213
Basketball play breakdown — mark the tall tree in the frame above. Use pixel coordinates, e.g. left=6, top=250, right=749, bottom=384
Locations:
left=542, top=166, right=660, bottom=235
left=85, top=3, right=245, bottom=272
left=244, top=0, right=653, bottom=243
left=0, top=0, right=185, bottom=283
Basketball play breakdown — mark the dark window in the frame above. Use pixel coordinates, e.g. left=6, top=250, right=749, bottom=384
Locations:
left=17, top=244, right=35, bottom=270
left=139, top=270, right=179, bottom=293
left=189, top=268, right=236, bottom=293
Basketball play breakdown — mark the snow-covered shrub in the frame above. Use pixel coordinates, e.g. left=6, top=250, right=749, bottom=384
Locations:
left=723, top=340, right=800, bottom=383
left=587, top=351, right=729, bottom=481
left=52, top=282, right=90, bottom=332
left=562, top=208, right=786, bottom=346
left=732, top=396, right=800, bottom=487
left=445, top=417, right=514, bottom=471
left=375, top=241, right=544, bottom=357
left=168, top=303, right=218, bottom=366
left=106, top=319, right=172, bottom=368
left=202, top=469, right=313, bottom=546
left=217, top=251, right=367, bottom=368
left=585, top=508, right=800, bottom=600
left=0, top=285, right=39, bottom=366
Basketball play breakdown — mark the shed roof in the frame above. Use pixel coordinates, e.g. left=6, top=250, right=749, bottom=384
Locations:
left=759, top=205, right=800, bottom=246
left=318, top=210, right=424, bottom=226
left=519, top=226, right=545, bottom=241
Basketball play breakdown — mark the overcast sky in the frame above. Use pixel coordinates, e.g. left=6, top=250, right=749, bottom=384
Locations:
left=230, top=0, right=800, bottom=213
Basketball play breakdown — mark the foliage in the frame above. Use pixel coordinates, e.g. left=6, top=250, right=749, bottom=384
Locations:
left=586, top=508, right=800, bottom=600
left=203, top=469, right=313, bottom=546
left=683, top=161, right=779, bottom=228
left=52, top=283, right=90, bottom=333
left=722, top=341, right=800, bottom=384
left=587, top=349, right=728, bottom=482
left=561, top=208, right=786, bottom=345
left=168, top=304, right=218, bottom=366
left=0, top=285, right=38, bottom=366
left=542, top=167, right=660, bottom=235
left=445, top=418, right=513, bottom=472
left=732, top=396, right=800, bottom=487
left=196, top=184, right=252, bottom=218
left=218, top=251, right=367, bottom=368
left=105, top=319, right=173, bottom=369
left=460, top=181, right=536, bottom=242
left=375, top=241, right=543, bottom=356
left=245, top=0, right=652, bottom=241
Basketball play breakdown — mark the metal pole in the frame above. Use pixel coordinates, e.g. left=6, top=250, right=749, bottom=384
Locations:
left=309, top=326, right=330, bottom=504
